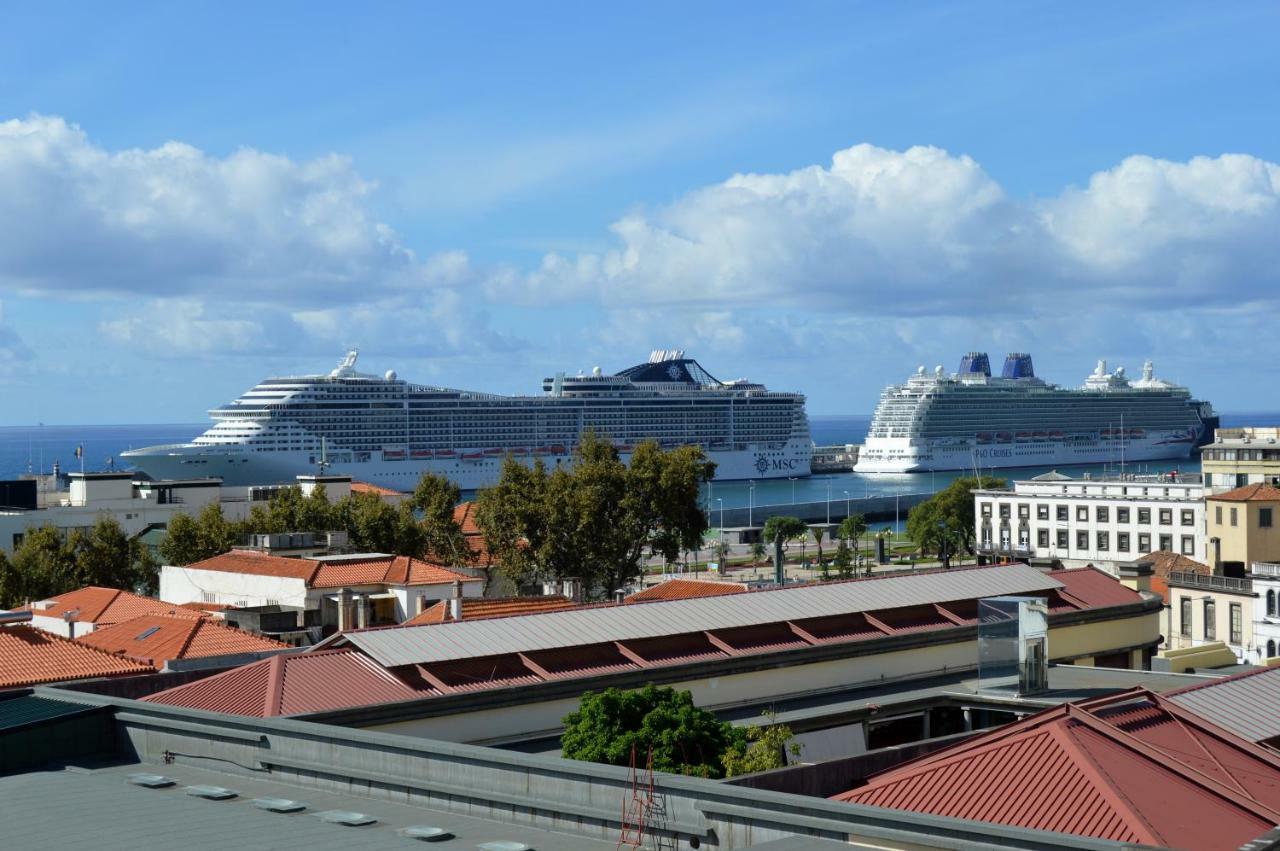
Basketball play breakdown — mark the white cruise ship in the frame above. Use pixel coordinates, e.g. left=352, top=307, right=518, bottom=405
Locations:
left=122, top=350, right=812, bottom=490
left=854, top=353, right=1214, bottom=474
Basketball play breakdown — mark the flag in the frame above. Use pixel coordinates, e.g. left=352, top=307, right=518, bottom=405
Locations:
left=74, top=444, right=83, bottom=459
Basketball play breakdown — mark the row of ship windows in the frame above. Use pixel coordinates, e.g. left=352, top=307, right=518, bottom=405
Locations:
left=981, top=503, right=1197, bottom=525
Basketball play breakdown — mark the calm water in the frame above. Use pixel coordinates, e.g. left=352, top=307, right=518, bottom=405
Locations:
left=1, top=414, right=1275, bottom=510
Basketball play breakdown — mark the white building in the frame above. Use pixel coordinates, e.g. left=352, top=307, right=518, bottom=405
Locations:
left=0, top=472, right=364, bottom=554
left=974, top=471, right=1206, bottom=572
left=1248, top=562, right=1280, bottom=663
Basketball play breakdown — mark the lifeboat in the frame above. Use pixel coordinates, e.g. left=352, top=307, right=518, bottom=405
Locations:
left=976, top=432, right=993, bottom=444
left=996, top=432, right=1013, bottom=443
left=1048, top=430, right=1064, bottom=439
left=435, top=449, right=456, bottom=458
left=382, top=449, right=407, bottom=461
left=1015, top=431, right=1031, bottom=441
left=509, top=448, right=529, bottom=457
left=1129, top=428, right=1145, bottom=438
left=461, top=451, right=483, bottom=462
left=410, top=449, right=432, bottom=459
left=483, top=448, right=503, bottom=457
left=1032, top=431, right=1047, bottom=440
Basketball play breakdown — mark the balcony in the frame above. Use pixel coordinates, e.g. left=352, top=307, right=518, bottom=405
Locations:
left=1169, top=571, right=1253, bottom=593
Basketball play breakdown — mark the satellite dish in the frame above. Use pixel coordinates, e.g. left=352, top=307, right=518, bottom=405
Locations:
left=385, top=370, right=397, bottom=381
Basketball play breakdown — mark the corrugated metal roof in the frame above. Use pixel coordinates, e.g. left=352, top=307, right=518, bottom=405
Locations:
left=0, top=694, right=98, bottom=730
left=340, top=565, right=1063, bottom=667
left=1167, top=665, right=1280, bottom=743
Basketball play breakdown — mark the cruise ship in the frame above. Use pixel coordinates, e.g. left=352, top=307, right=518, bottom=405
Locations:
left=122, top=351, right=812, bottom=490
left=854, top=353, right=1214, bottom=473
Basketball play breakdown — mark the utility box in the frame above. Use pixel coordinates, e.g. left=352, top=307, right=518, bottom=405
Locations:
left=977, top=596, right=1049, bottom=696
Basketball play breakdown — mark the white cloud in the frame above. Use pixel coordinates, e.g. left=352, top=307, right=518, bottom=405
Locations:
left=516, top=144, right=1280, bottom=317
left=98, top=298, right=288, bottom=354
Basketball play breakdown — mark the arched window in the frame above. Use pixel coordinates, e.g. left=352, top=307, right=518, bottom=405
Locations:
left=1268, top=639, right=1276, bottom=659
left=1269, top=590, right=1276, bottom=618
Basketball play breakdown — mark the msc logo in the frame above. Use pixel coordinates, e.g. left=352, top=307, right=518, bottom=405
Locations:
left=755, top=454, right=799, bottom=474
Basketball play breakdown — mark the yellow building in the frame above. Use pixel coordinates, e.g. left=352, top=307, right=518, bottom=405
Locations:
left=1201, top=427, right=1280, bottom=492
left=1206, top=483, right=1280, bottom=571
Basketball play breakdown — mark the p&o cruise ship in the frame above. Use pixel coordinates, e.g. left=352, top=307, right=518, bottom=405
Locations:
left=854, top=352, right=1214, bottom=473
left=122, top=350, right=812, bottom=490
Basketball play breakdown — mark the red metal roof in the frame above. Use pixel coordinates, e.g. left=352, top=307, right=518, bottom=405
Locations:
left=0, top=625, right=154, bottom=689
left=141, top=649, right=423, bottom=716
left=21, top=586, right=203, bottom=626
left=1046, top=567, right=1144, bottom=610
left=625, top=577, right=748, bottom=603
left=76, top=614, right=288, bottom=666
left=833, top=689, right=1280, bottom=850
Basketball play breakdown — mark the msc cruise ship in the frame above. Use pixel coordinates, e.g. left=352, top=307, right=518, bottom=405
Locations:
left=122, top=351, right=812, bottom=490
left=854, top=353, right=1214, bottom=473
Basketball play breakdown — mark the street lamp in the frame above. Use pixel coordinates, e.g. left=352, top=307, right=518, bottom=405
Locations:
left=789, top=477, right=797, bottom=504
left=716, top=498, right=724, bottom=553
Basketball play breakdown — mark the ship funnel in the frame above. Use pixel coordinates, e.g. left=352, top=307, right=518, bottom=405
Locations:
left=1001, top=353, right=1035, bottom=379
left=958, top=352, right=991, bottom=377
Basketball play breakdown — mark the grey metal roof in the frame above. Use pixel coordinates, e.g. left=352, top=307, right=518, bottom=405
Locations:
left=339, top=564, right=1063, bottom=668
left=0, top=694, right=99, bottom=730
left=1167, top=666, right=1280, bottom=743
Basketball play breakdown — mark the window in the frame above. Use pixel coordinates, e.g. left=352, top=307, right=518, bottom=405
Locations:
left=1017, top=504, right=1029, bottom=519
left=980, top=502, right=992, bottom=517
left=1230, top=603, right=1242, bottom=645
left=1160, top=534, right=1173, bottom=551
left=1181, top=509, right=1194, bottom=527
left=1118, top=532, right=1130, bottom=551
left=1181, top=535, right=1195, bottom=556
left=1056, top=505, right=1068, bottom=522
left=1159, top=509, right=1172, bottom=525
left=999, top=503, right=1011, bottom=519
left=1138, top=533, right=1151, bottom=552
left=1076, top=531, right=1088, bottom=550
left=1056, top=530, right=1069, bottom=549
left=1037, top=529, right=1049, bottom=548
left=1269, top=639, right=1276, bottom=659
left=1268, top=589, right=1276, bottom=618
left=1231, top=507, right=1238, bottom=527
left=1204, top=600, right=1216, bottom=640
left=1138, top=508, right=1151, bottom=524
left=1180, top=597, right=1192, bottom=638
left=1262, top=508, right=1274, bottom=529
left=1037, top=505, right=1049, bottom=521
left=1215, top=505, right=1223, bottom=525
left=1096, top=506, right=1109, bottom=523
left=1096, top=531, right=1109, bottom=551
left=1076, top=506, right=1088, bottom=522
left=1117, top=507, right=1130, bottom=523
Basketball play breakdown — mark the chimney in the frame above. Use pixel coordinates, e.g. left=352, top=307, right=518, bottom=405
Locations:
left=63, top=609, right=79, bottom=639
left=448, top=579, right=463, bottom=621
left=337, top=588, right=353, bottom=632
left=415, top=594, right=427, bottom=615
left=614, top=589, right=626, bottom=605
left=355, top=594, right=368, bottom=630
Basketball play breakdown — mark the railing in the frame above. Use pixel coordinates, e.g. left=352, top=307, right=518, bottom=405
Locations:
left=1169, top=571, right=1252, bottom=593
left=1252, top=562, right=1280, bottom=578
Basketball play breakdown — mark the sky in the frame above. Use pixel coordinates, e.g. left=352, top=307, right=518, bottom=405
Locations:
left=1, top=1, right=1278, bottom=424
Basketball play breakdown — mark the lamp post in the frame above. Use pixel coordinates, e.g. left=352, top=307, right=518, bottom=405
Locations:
left=843, top=490, right=850, bottom=518
left=716, top=498, right=724, bottom=554
left=789, top=477, right=797, bottom=505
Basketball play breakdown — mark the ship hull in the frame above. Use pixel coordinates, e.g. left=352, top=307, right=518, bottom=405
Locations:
left=854, top=432, right=1196, bottom=473
left=123, top=439, right=813, bottom=490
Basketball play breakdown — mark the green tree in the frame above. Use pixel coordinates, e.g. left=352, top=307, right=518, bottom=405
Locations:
left=333, top=491, right=404, bottom=554
left=812, top=525, right=826, bottom=568
left=721, top=711, right=802, bottom=777
left=838, top=514, right=868, bottom=569
left=410, top=473, right=470, bottom=564
left=475, top=433, right=715, bottom=596
left=561, top=685, right=745, bottom=779
left=3, top=525, right=73, bottom=606
left=158, top=511, right=202, bottom=566
left=750, top=539, right=766, bottom=565
left=832, top=540, right=854, bottom=578
left=65, top=516, right=142, bottom=591
left=906, top=475, right=1005, bottom=567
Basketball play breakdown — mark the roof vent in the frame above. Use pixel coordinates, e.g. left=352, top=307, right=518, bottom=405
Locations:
left=400, top=825, right=454, bottom=841
left=316, top=810, right=377, bottom=826
left=186, top=785, right=237, bottom=800
left=128, top=773, right=175, bottom=788
left=252, top=798, right=307, bottom=813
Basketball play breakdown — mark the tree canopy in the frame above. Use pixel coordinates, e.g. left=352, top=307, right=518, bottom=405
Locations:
left=474, top=433, right=716, bottom=596
left=906, top=475, right=1006, bottom=566
left=762, top=515, right=807, bottom=546
left=561, top=685, right=745, bottom=779
left=0, top=517, right=157, bottom=608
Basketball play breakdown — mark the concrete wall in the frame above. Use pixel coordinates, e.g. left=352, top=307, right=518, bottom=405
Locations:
left=161, top=565, right=310, bottom=609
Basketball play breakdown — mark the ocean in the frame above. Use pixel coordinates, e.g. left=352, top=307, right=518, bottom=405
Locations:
left=1, top=414, right=1274, bottom=513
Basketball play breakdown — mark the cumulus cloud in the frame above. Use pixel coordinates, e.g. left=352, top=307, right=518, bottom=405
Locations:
left=516, top=144, right=1280, bottom=316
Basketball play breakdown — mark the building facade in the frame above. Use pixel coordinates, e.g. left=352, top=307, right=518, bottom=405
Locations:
left=1205, top=483, right=1280, bottom=572
left=974, top=472, right=1205, bottom=570
left=1201, top=427, right=1280, bottom=493
left=1166, top=570, right=1256, bottom=662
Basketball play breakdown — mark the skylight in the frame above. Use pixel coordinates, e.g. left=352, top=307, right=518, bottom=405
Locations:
left=135, top=626, right=162, bottom=641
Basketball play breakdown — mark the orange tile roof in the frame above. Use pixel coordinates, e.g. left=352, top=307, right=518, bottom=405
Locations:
left=448, top=501, right=496, bottom=567
left=21, top=586, right=203, bottom=626
left=182, top=550, right=478, bottom=588
left=404, top=596, right=580, bottom=626
left=453, top=501, right=481, bottom=535
left=1141, top=549, right=1210, bottom=578
left=184, top=549, right=319, bottom=581
left=175, top=601, right=233, bottom=613
left=625, top=577, right=748, bottom=603
left=76, top=614, right=289, bottom=666
left=1210, top=483, right=1280, bottom=502
left=141, top=649, right=423, bottom=717
left=0, top=624, right=154, bottom=689
left=351, top=481, right=403, bottom=496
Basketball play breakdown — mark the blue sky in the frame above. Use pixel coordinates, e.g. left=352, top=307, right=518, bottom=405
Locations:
left=1, top=1, right=1278, bottom=424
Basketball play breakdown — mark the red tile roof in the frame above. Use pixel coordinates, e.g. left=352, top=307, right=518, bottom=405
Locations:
left=451, top=501, right=495, bottom=567
left=833, top=689, right=1280, bottom=850
left=1139, top=550, right=1210, bottom=603
left=141, top=649, right=423, bottom=716
left=1046, top=567, right=1144, bottom=609
left=626, top=577, right=748, bottom=603
left=1210, top=483, right=1280, bottom=502
left=0, top=625, right=154, bottom=689
left=76, top=615, right=288, bottom=666
left=351, top=481, right=402, bottom=496
left=404, top=596, right=580, bottom=626
left=183, top=550, right=480, bottom=589
left=21, top=586, right=204, bottom=626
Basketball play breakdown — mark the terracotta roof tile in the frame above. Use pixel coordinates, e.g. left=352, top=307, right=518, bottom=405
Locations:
left=181, top=550, right=478, bottom=589
left=1210, top=483, right=1280, bottom=502
left=351, top=481, right=402, bottom=496
left=625, top=577, right=748, bottom=603
left=405, top=596, right=580, bottom=626
left=1140, top=549, right=1210, bottom=579
left=453, top=501, right=481, bottom=535
left=833, top=689, right=1280, bottom=850
left=183, top=550, right=318, bottom=581
left=141, top=649, right=423, bottom=716
left=21, top=586, right=204, bottom=626
left=0, top=625, right=154, bottom=689
left=76, top=615, right=289, bottom=666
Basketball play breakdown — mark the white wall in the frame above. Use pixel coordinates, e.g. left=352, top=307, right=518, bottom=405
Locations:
left=160, top=565, right=310, bottom=609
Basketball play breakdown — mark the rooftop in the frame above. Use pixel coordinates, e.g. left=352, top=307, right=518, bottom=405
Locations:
left=833, top=688, right=1280, bottom=850
left=1166, top=664, right=1280, bottom=745
left=1209, top=482, right=1280, bottom=502
left=181, top=550, right=481, bottom=589
left=76, top=614, right=289, bottom=667
left=625, top=576, right=748, bottom=603
left=0, top=625, right=154, bottom=689
left=404, top=595, right=580, bottom=626
left=350, top=481, right=402, bottom=496
left=21, top=586, right=204, bottom=625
